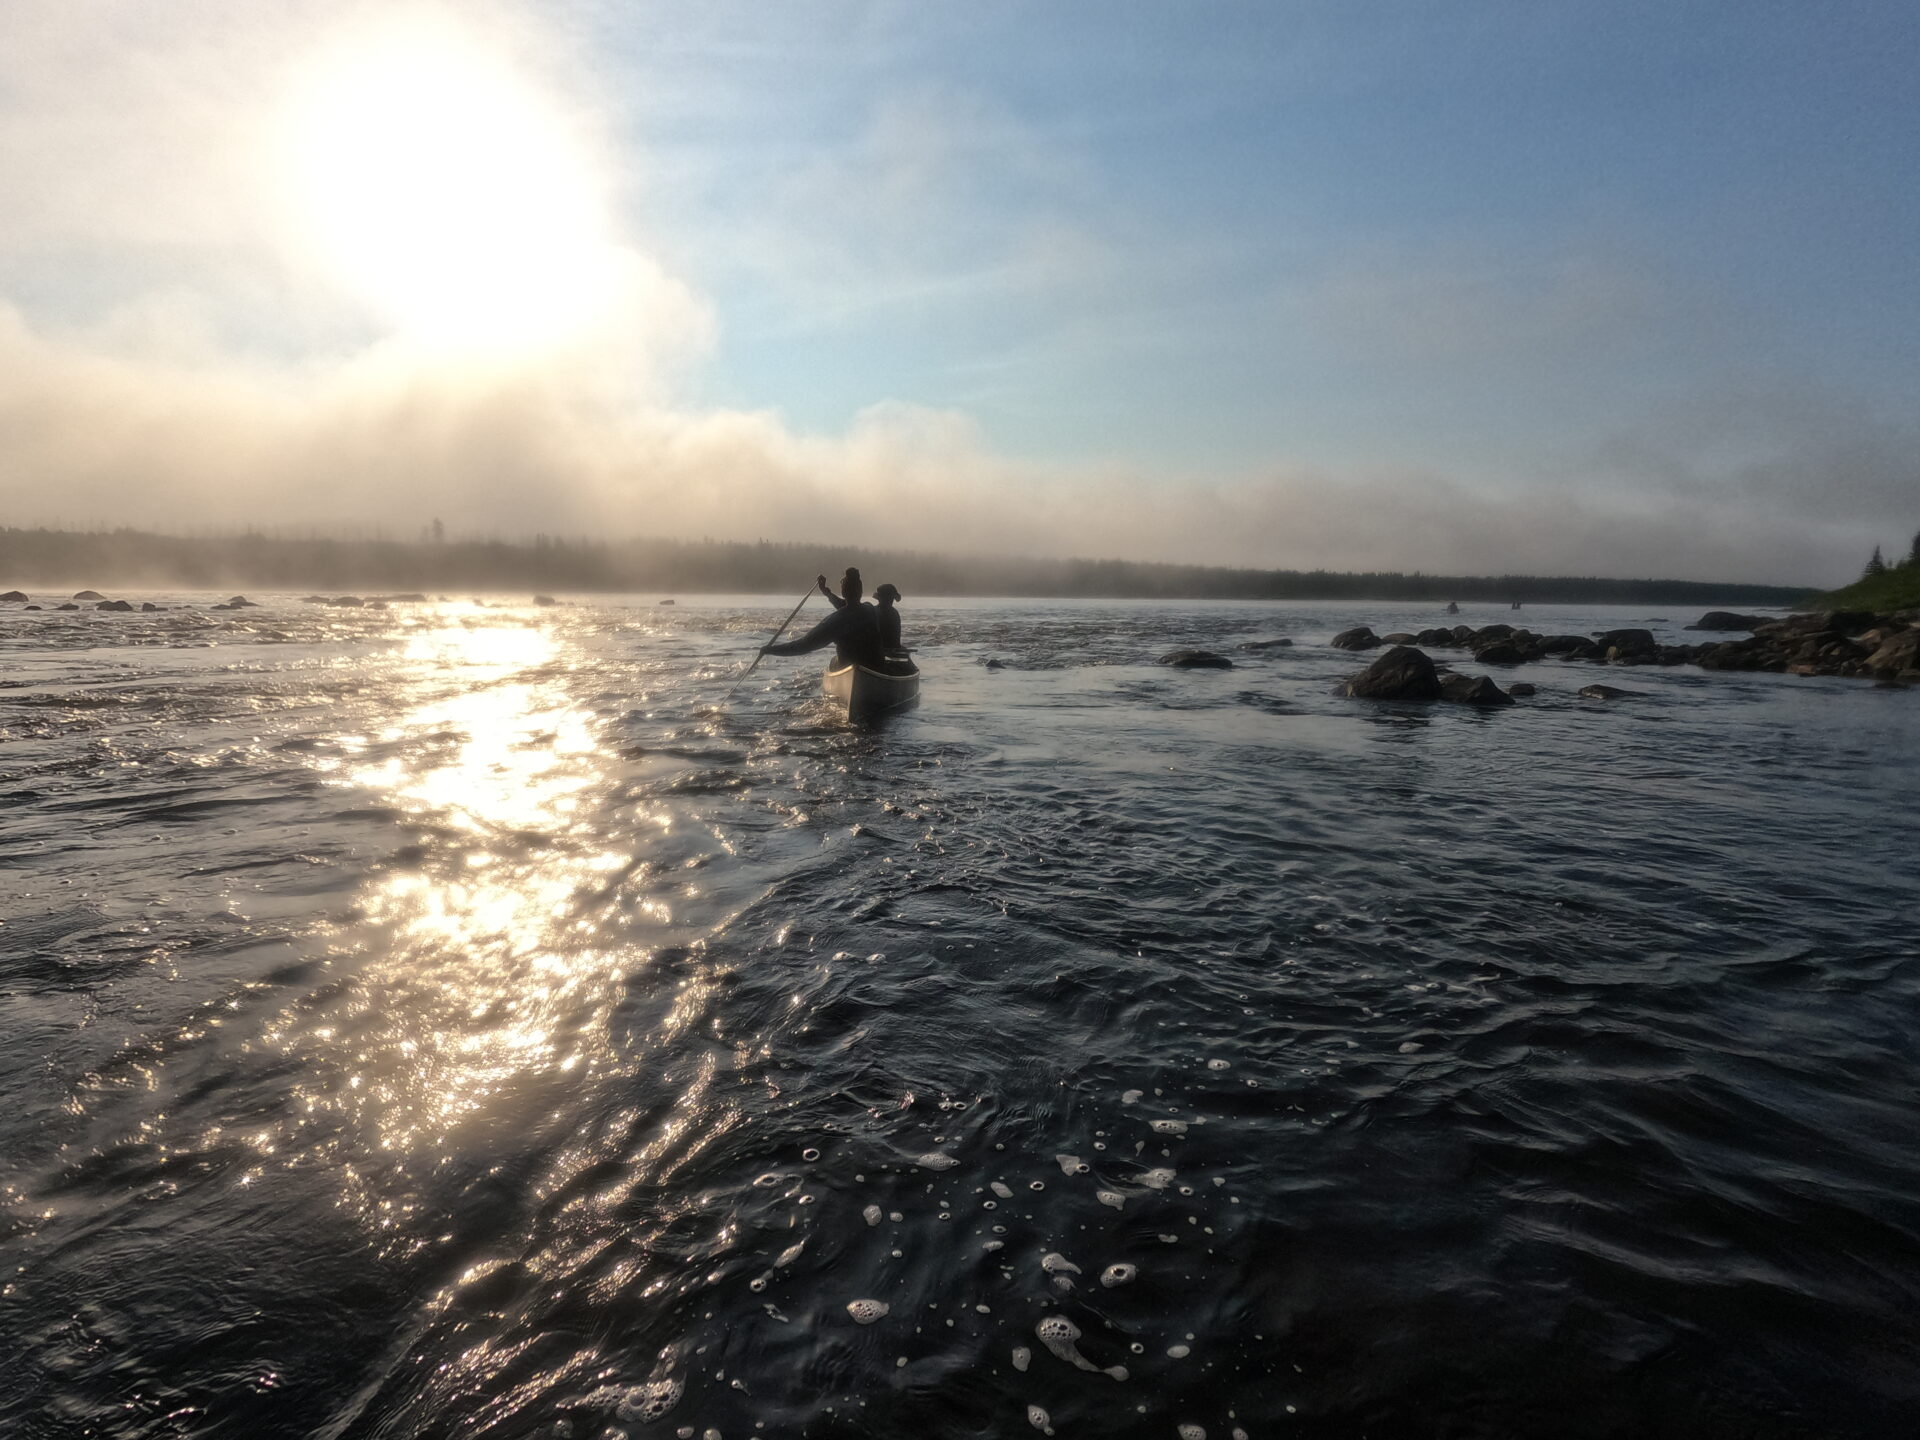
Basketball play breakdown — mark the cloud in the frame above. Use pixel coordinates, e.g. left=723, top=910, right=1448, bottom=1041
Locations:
left=0, top=0, right=1902, bottom=589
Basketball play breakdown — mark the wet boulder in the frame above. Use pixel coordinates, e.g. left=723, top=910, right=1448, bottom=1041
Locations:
left=1439, top=673, right=1514, bottom=706
left=225, top=595, right=260, bottom=607
left=658, top=598, right=676, bottom=606
left=1240, top=637, right=1293, bottom=650
left=1594, top=628, right=1656, bottom=658
left=73, top=590, right=104, bottom=600
left=1380, top=632, right=1416, bottom=644
left=1864, top=628, right=1920, bottom=676
left=328, top=595, right=365, bottom=607
left=1471, top=640, right=1527, bottom=665
left=533, top=594, right=560, bottom=606
left=1342, top=645, right=1441, bottom=701
left=1508, top=682, right=1537, bottom=697
left=1160, top=650, right=1234, bottom=669
left=1538, top=634, right=1595, bottom=655
left=95, top=599, right=134, bottom=612
left=1330, top=626, right=1382, bottom=651
left=1414, top=627, right=1457, bottom=646
left=140, top=602, right=163, bottom=612
left=1688, top=611, right=1769, bottom=631
left=0, top=590, right=27, bottom=603
left=1578, top=684, right=1638, bottom=700
left=1450, top=624, right=1475, bottom=643
left=1469, top=623, right=1516, bottom=644
left=56, top=602, right=79, bottom=611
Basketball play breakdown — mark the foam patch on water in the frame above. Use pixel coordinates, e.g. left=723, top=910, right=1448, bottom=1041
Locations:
left=1036, top=1315, right=1097, bottom=1371
left=615, top=1378, right=683, bottom=1423
left=1100, top=1263, right=1136, bottom=1288
left=1055, top=1153, right=1090, bottom=1175
left=1207, top=1058, right=1231, bottom=1070
left=1041, top=1252, right=1082, bottom=1275
left=1012, top=1346, right=1031, bottom=1372
left=1168, top=1343, right=1192, bottom=1358
left=846, top=1299, right=890, bottom=1324
left=1150, top=1120, right=1189, bottom=1136
left=1177, top=1426, right=1206, bottom=1440
left=1027, top=1404, right=1053, bottom=1433
left=1122, top=1089, right=1143, bottom=1104
left=1097, top=1189, right=1127, bottom=1209
left=1142, top=1168, right=1175, bottom=1189
left=863, top=1204, right=882, bottom=1226
left=917, top=1153, right=958, bottom=1170
left=991, top=1181, right=1013, bottom=1198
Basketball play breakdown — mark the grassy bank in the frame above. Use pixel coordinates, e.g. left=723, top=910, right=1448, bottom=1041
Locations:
left=1808, top=565, right=1920, bottom=612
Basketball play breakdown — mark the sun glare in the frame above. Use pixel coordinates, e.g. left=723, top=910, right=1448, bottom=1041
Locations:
left=279, top=17, right=621, bottom=352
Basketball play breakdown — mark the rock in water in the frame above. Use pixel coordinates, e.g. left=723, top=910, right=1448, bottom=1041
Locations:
left=1865, top=629, right=1920, bottom=677
left=0, top=590, right=27, bottom=603
left=1508, top=682, right=1537, bottom=697
left=1471, top=641, right=1526, bottom=665
left=1342, top=645, right=1441, bottom=701
left=1160, top=650, right=1233, bottom=669
left=72, top=590, right=104, bottom=600
left=1688, top=611, right=1769, bottom=631
left=1579, top=684, right=1638, bottom=700
left=1594, top=628, right=1656, bottom=658
left=1438, top=673, right=1514, bottom=706
left=1330, top=626, right=1382, bottom=650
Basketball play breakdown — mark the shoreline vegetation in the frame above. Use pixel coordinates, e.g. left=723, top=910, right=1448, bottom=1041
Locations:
left=1, top=525, right=1814, bottom=605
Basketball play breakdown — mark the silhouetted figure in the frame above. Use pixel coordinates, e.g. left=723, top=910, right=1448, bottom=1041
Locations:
left=872, top=583, right=905, bottom=651
left=768, top=568, right=885, bottom=667
left=1445, top=600, right=1460, bottom=615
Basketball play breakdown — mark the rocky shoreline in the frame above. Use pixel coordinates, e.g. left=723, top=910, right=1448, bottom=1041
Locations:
left=1330, top=609, right=1920, bottom=704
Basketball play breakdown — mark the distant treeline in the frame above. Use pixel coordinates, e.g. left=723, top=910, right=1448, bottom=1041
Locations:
left=0, top=526, right=1814, bottom=605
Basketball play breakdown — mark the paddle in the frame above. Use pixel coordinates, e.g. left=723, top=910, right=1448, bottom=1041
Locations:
left=721, top=587, right=813, bottom=704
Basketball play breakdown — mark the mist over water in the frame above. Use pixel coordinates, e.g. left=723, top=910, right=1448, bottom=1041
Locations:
left=2, top=594, right=1916, bottom=1439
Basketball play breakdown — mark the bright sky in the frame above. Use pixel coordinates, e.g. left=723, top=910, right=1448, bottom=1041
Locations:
left=1, top=0, right=1913, bottom=583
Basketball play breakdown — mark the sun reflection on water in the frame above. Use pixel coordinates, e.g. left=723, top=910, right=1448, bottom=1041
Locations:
left=263, top=622, right=711, bottom=1217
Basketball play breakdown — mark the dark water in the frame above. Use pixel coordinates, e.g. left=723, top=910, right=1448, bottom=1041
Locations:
left=2, top=594, right=1917, bottom=1440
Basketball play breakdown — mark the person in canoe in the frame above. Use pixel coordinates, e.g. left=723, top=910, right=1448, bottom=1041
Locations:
left=766, top=568, right=887, bottom=667
left=818, top=573, right=906, bottom=653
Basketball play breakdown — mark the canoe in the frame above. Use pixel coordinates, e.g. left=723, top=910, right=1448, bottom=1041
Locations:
left=823, top=656, right=921, bottom=720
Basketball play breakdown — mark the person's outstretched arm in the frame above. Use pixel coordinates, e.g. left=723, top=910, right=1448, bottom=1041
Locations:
left=764, top=610, right=845, bottom=656
left=817, top=575, right=846, bottom=610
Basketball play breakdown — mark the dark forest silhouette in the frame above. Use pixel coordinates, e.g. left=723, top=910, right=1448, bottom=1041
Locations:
left=0, top=525, right=1811, bottom=605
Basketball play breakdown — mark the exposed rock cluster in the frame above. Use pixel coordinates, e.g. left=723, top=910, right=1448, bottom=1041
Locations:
left=1333, top=611, right=1920, bottom=687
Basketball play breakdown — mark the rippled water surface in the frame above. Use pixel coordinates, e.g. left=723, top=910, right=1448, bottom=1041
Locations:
left=2, top=594, right=1916, bottom=1439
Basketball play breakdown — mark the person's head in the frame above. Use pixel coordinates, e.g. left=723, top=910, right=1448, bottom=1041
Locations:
left=841, top=567, right=863, bottom=604
left=874, top=583, right=900, bottom=608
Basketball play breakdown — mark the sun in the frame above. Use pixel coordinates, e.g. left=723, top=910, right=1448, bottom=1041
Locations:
left=277, top=16, right=621, bottom=352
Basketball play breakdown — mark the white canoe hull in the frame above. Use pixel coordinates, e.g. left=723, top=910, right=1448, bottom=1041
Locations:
left=823, top=658, right=921, bottom=720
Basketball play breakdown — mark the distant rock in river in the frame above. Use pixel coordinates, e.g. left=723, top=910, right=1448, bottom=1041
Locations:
left=1160, top=650, right=1233, bottom=669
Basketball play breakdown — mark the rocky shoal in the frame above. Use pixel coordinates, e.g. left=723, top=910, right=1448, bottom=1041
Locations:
left=1331, top=609, right=1920, bottom=699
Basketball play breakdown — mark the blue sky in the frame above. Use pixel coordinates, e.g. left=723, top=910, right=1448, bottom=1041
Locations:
left=0, top=0, right=1913, bottom=581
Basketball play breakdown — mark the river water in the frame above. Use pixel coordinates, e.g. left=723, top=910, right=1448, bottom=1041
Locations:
left=1, top=593, right=1915, bottom=1440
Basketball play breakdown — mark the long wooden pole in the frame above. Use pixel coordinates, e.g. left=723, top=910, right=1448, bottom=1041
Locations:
left=722, top=588, right=813, bottom=703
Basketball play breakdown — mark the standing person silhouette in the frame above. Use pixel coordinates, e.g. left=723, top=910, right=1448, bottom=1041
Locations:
left=819, top=573, right=906, bottom=655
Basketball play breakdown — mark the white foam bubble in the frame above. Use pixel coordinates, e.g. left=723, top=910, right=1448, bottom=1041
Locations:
left=1150, top=1120, right=1188, bottom=1136
left=801, top=1148, right=820, bottom=1162
left=991, top=1181, right=1013, bottom=1199
left=917, top=1153, right=958, bottom=1170
left=1168, top=1343, right=1191, bottom=1358
left=1142, top=1168, right=1175, bottom=1190
left=1122, top=1089, right=1143, bottom=1104
left=1027, top=1404, right=1052, bottom=1433
left=615, top=1378, right=683, bottom=1423
left=1036, top=1315, right=1097, bottom=1371
left=863, top=1204, right=882, bottom=1226
left=775, top=1242, right=804, bottom=1267
left=1207, top=1058, right=1231, bottom=1070
left=1104, top=1364, right=1129, bottom=1381
left=1029, top=1180, right=1046, bottom=1191
left=1097, top=1189, right=1126, bottom=1210
left=1177, top=1426, right=1206, bottom=1440
left=1012, top=1346, right=1031, bottom=1371
left=1100, top=1263, right=1136, bottom=1288
left=984, top=1240, right=1004, bottom=1251
left=846, top=1299, right=890, bottom=1324
left=1055, top=1154, right=1089, bottom=1175
left=1041, top=1253, right=1082, bottom=1275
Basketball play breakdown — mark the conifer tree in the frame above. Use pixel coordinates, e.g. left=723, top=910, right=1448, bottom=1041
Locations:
left=1909, top=528, right=1920, bottom=568
left=1863, top=544, right=1887, bottom=578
